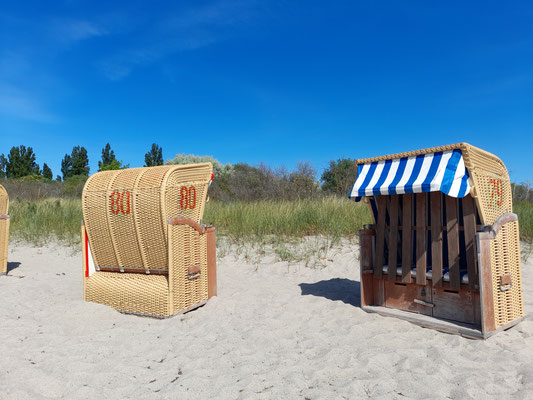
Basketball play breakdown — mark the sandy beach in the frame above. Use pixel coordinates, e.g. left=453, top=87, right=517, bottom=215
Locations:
left=1, top=240, right=532, bottom=399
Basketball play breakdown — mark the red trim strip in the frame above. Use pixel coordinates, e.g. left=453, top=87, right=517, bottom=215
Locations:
left=84, top=228, right=89, bottom=278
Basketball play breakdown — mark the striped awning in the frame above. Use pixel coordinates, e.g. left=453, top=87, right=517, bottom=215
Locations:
left=349, top=149, right=471, bottom=200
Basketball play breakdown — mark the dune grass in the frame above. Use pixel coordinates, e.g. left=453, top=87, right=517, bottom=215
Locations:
left=6, top=197, right=533, bottom=248
left=9, top=198, right=83, bottom=246
left=204, top=197, right=372, bottom=239
left=514, top=201, right=533, bottom=242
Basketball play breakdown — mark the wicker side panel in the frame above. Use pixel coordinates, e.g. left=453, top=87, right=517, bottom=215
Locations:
left=164, top=164, right=213, bottom=223
left=0, top=218, right=9, bottom=274
left=85, top=271, right=171, bottom=317
left=82, top=171, right=121, bottom=267
left=490, top=222, right=524, bottom=326
left=0, top=184, right=8, bottom=214
left=461, top=144, right=512, bottom=225
left=169, top=224, right=208, bottom=314
left=462, top=145, right=524, bottom=326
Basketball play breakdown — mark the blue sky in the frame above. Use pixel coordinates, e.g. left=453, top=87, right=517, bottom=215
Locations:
left=1, top=1, right=532, bottom=182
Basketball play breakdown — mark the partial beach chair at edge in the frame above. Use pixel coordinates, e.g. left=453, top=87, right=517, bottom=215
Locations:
left=0, top=184, right=9, bottom=275
left=351, top=143, right=524, bottom=339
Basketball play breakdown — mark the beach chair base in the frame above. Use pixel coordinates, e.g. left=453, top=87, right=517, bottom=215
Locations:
left=362, top=305, right=524, bottom=340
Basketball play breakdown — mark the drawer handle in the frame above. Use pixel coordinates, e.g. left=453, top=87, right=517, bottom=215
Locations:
left=414, top=299, right=434, bottom=308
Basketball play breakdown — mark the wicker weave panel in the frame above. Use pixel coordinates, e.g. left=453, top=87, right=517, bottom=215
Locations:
left=0, top=219, right=9, bottom=274
left=83, top=170, right=120, bottom=267
left=82, top=163, right=213, bottom=272
left=85, top=271, right=171, bottom=316
left=108, top=168, right=145, bottom=270
left=169, top=224, right=209, bottom=312
left=0, top=184, right=8, bottom=214
left=0, top=184, right=9, bottom=274
left=490, top=222, right=524, bottom=326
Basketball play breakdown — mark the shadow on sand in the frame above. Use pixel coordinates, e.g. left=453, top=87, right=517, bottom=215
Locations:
left=6, top=262, right=22, bottom=274
left=299, top=278, right=361, bottom=307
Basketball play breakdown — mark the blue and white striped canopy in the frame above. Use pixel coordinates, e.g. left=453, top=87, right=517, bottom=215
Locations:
left=349, top=149, right=471, bottom=201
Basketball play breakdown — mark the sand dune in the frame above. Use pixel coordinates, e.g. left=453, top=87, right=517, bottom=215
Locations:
left=1, top=240, right=532, bottom=399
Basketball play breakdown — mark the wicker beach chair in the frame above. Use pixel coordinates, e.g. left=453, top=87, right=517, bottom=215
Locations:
left=0, top=184, right=9, bottom=275
left=351, top=143, right=524, bottom=339
left=81, top=163, right=217, bottom=318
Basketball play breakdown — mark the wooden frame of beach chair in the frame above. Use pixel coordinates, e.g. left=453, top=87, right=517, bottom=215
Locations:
left=81, top=164, right=217, bottom=318
left=0, top=184, right=9, bottom=275
left=352, top=143, right=524, bottom=339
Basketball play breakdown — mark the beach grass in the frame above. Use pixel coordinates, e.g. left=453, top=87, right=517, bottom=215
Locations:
left=6, top=197, right=533, bottom=247
left=204, top=197, right=372, bottom=239
left=514, top=201, right=533, bottom=242
left=9, top=198, right=83, bottom=246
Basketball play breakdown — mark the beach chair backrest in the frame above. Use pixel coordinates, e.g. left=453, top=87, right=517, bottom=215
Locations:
left=82, top=163, right=213, bottom=274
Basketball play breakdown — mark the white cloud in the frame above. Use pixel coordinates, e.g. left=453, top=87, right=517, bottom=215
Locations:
left=49, top=18, right=107, bottom=45
left=0, top=84, right=57, bottom=123
left=97, top=0, right=263, bottom=80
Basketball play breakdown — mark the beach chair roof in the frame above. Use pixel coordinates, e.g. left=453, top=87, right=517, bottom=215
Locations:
left=349, top=143, right=511, bottom=225
left=350, top=147, right=470, bottom=200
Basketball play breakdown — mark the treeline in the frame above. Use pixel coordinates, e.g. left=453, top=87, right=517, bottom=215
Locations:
left=0, top=143, right=163, bottom=181
left=1, top=143, right=532, bottom=205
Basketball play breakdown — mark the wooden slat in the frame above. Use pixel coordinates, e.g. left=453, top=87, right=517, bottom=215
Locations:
left=430, top=192, right=443, bottom=287
left=206, top=227, right=217, bottom=298
left=401, top=194, right=413, bottom=282
left=373, top=196, right=387, bottom=278
left=415, top=193, right=427, bottom=285
left=462, top=195, right=478, bottom=290
left=446, top=196, right=460, bottom=289
left=359, top=229, right=375, bottom=307
left=388, top=195, right=399, bottom=281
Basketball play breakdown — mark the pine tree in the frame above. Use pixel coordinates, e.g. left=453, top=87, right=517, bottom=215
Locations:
left=71, top=146, right=90, bottom=176
left=3, top=145, right=40, bottom=178
left=0, top=154, right=6, bottom=179
left=144, top=143, right=163, bottom=167
left=98, top=143, right=127, bottom=171
left=42, top=163, right=53, bottom=180
left=61, top=154, right=72, bottom=180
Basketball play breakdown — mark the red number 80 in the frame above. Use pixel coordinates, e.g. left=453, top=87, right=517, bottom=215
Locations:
left=180, top=186, right=196, bottom=210
left=110, top=190, right=131, bottom=215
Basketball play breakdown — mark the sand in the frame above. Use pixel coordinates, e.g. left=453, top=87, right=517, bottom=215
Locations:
left=1, top=240, right=532, bottom=399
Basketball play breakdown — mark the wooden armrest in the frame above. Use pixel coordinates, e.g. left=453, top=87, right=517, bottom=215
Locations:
left=0, top=214, right=9, bottom=220
left=168, top=216, right=207, bottom=234
left=486, top=212, right=518, bottom=239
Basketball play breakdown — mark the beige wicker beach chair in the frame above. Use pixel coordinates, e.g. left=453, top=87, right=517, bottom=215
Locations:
left=0, top=184, right=9, bottom=275
left=351, top=143, right=523, bottom=339
left=81, top=163, right=217, bottom=318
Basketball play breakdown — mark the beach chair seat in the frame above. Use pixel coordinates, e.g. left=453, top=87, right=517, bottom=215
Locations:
left=382, top=265, right=470, bottom=285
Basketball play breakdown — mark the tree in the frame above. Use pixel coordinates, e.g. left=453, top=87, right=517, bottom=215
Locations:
left=98, top=143, right=128, bottom=171
left=144, top=143, right=163, bottom=167
left=61, top=154, right=72, bottom=180
left=71, top=146, right=90, bottom=176
left=321, top=158, right=357, bottom=196
left=61, top=146, right=90, bottom=179
left=2, top=145, right=40, bottom=178
left=166, top=153, right=233, bottom=177
left=42, top=163, right=53, bottom=180
left=0, top=154, right=6, bottom=179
